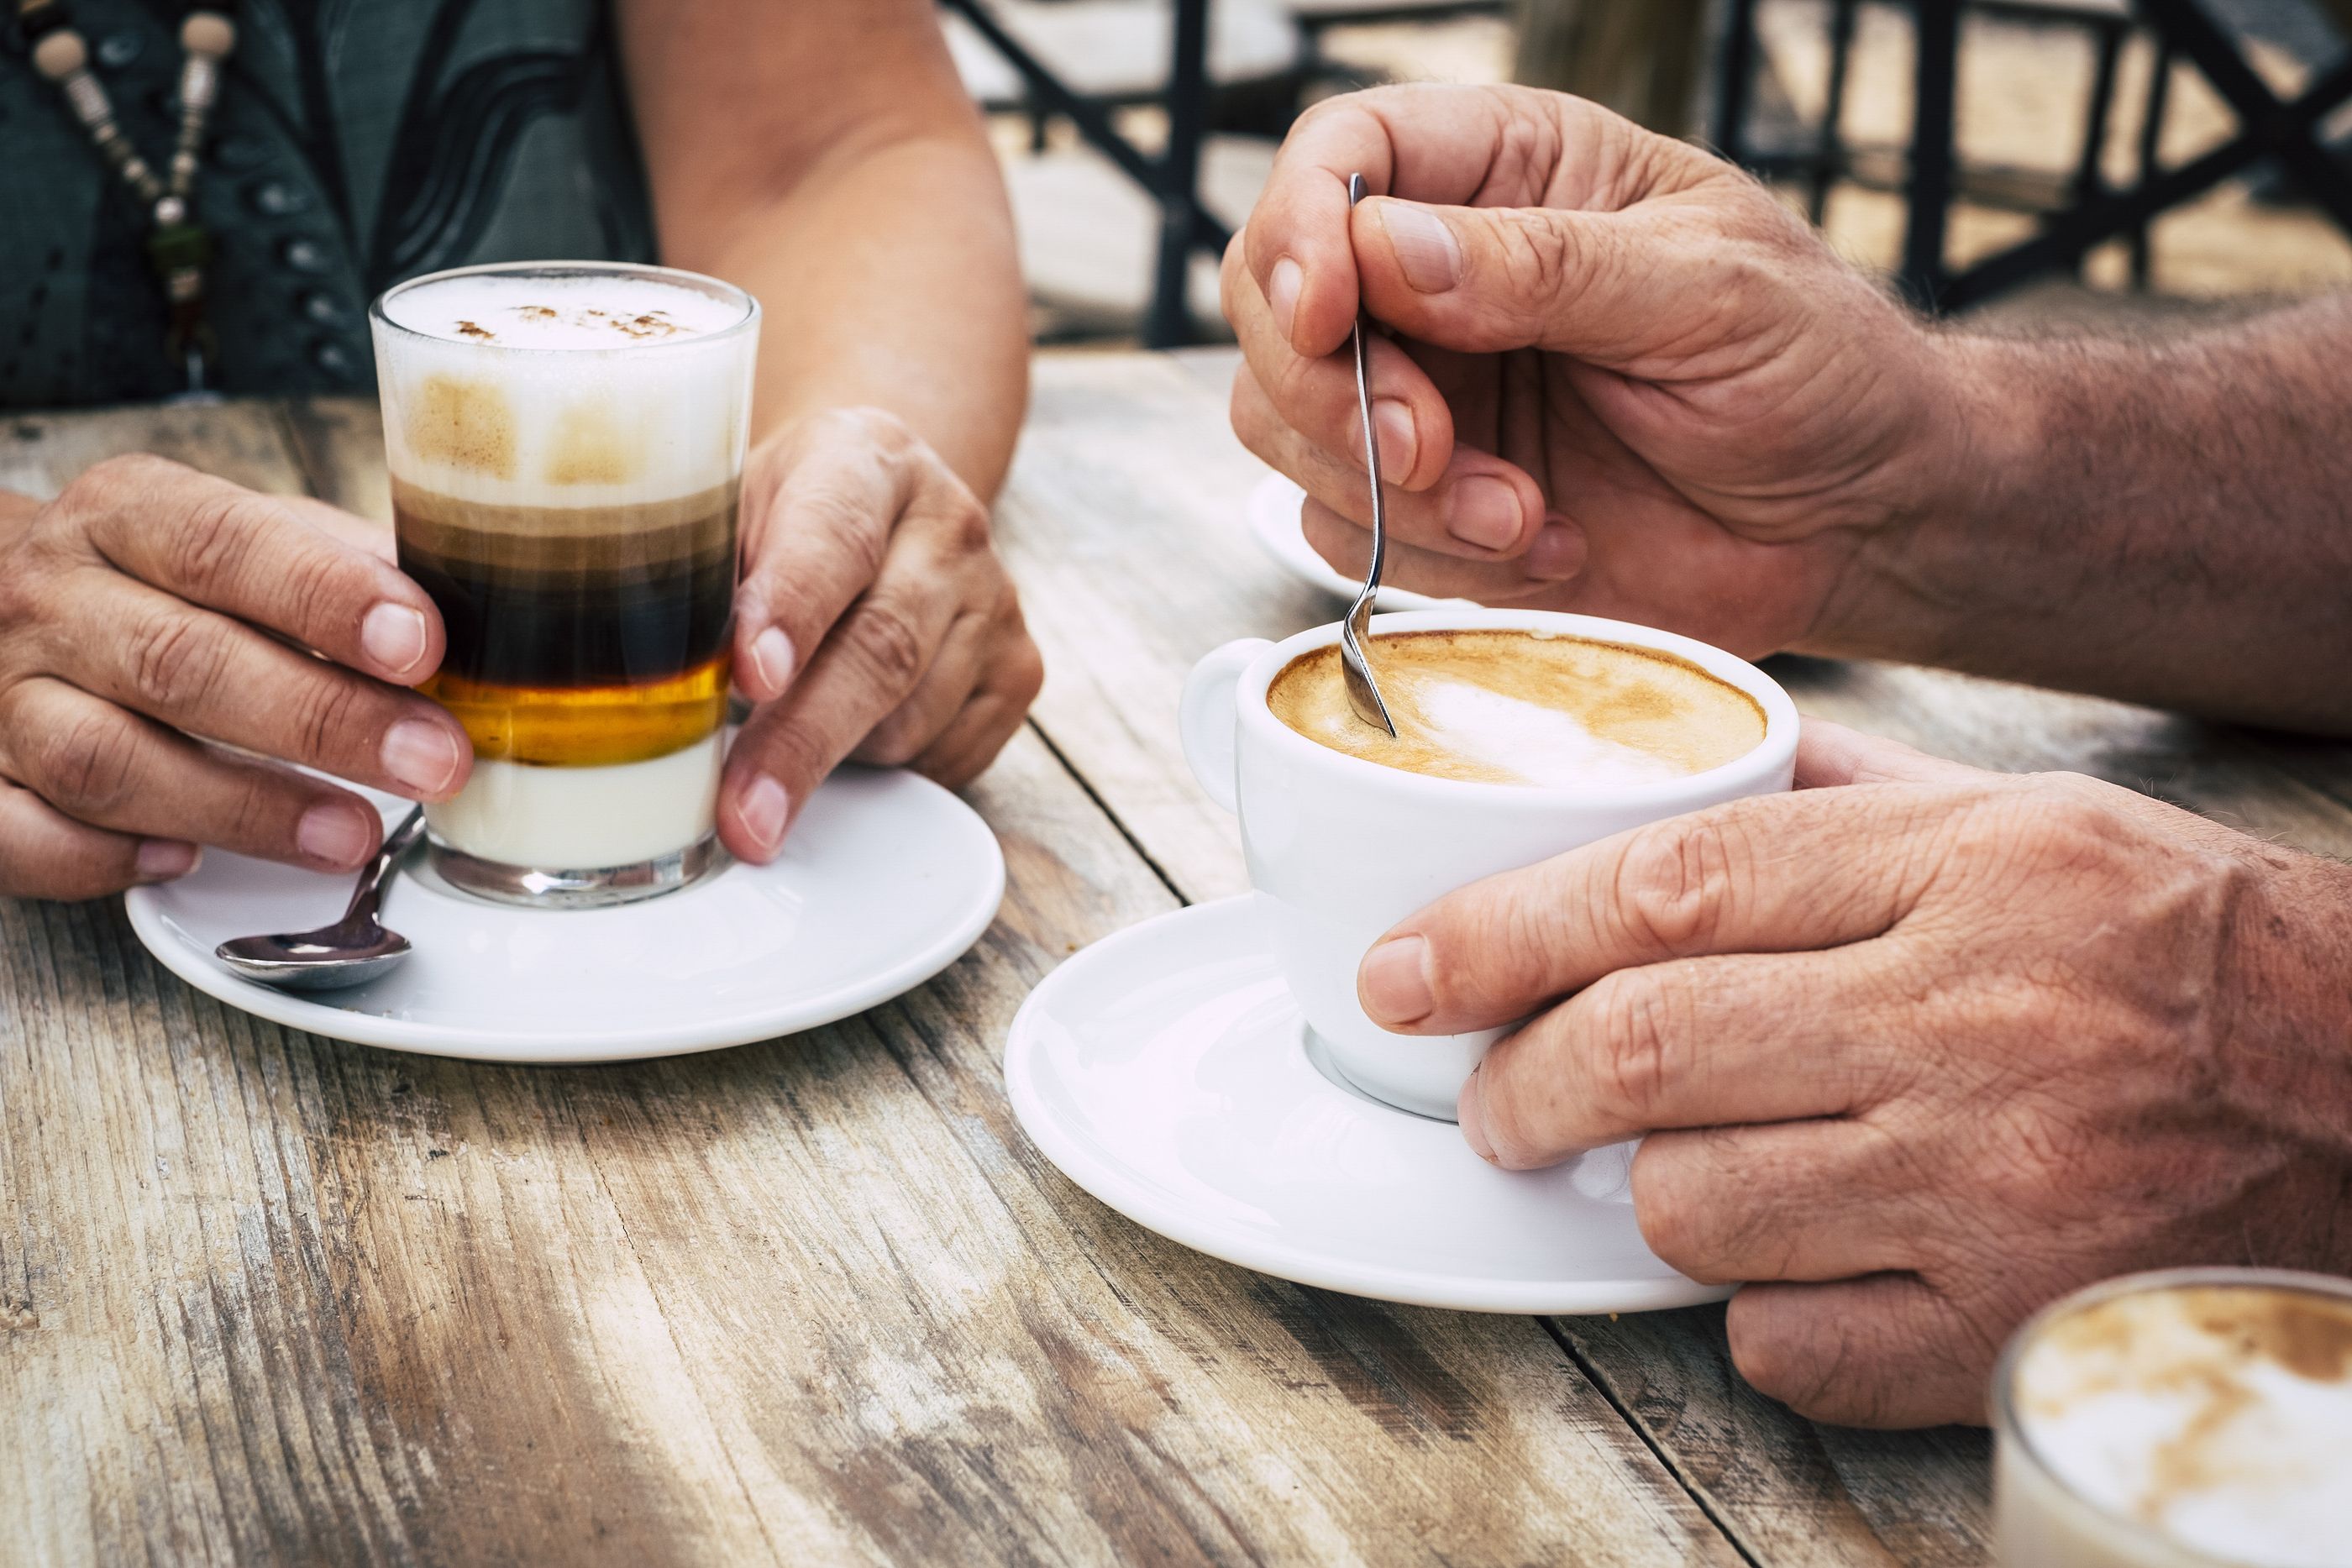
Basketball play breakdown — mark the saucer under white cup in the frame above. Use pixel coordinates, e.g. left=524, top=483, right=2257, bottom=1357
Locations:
left=1245, top=472, right=1473, bottom=611
left=1003, top=894, right=1735, bottom=1313
left=1006, top=608, right=1798, bottom=1312
left=126, top=766, right=1004, bottom=1062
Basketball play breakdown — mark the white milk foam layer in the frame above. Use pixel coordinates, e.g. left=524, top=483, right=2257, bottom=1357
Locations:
left=373, top=269, right=755, bottom=511
left=2015, top=1288, right=2352, bottom=1566
left=1414, top=679, right=1686, bottom=788
left=380, top=272, right=747, bottom=349
left=427, top=733, right=723, bottom=868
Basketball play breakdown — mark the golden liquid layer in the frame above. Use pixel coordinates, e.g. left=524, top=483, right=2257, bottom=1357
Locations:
left=424, top=653, right=730, bottom=767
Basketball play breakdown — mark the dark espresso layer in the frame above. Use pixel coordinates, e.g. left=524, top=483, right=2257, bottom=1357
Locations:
left=393, top=479, right=736, bottom=690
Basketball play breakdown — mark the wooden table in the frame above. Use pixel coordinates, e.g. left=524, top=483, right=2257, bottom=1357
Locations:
left=8, top=349, right=2350, bottom=1565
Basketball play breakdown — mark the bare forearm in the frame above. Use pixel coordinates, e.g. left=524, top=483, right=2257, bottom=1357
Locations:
left=668, top=135, right=1026, bottom=499
left=1833, top=298, right=2352, bottom=733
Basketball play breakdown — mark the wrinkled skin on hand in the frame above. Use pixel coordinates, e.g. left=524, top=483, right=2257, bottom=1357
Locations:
left=1224, top=83, right=1963, bottom=660
left=1356, top=722, right=2352, bottom=1426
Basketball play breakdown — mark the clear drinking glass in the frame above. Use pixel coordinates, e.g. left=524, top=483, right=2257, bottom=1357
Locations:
left=369, top=261, right=759, bottom=907
left=1992, top=1266, right=2352, bottom=1568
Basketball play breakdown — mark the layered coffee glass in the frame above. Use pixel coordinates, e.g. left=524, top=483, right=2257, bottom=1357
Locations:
left=370, top=262, right=759, bottom=907
left=1993, top=1267, right=2352, bottom=1568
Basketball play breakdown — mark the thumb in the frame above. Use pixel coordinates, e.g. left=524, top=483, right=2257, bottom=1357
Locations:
left=1354, top=196, right=1700, bottom=363
left=1794, top=719, right=1982, bottom=789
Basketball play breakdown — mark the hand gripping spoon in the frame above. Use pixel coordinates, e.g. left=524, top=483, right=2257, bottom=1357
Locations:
left=216, top=805, right=428, bottom=990
left=1341, top=172, right=1398, bottom=737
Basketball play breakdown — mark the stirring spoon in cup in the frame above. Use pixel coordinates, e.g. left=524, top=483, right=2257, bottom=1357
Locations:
left=216, top=805, right=428, bottom=990
left=1341, top=172, right=1398, bottom=737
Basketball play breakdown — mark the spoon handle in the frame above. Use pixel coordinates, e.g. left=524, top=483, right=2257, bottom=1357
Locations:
left=342, top=805, right=428, bottom=926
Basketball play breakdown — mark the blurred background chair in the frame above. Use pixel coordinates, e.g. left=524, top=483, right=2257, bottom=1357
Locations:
left=947, top=0, right=2352, bottom=343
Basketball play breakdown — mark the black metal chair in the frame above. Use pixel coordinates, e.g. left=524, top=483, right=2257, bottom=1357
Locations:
left=942, top=0, right=1231, bottom=347
left=1715, top=0, right=2352, bottom=310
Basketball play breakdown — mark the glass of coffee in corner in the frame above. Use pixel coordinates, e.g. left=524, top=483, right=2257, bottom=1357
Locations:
left=1994, top=1267, right=2352, bottom=1567
left=369, top=262, right=759, bottom=907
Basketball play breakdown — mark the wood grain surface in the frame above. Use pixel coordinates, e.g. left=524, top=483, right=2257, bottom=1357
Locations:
left=11, top=353, right=2345, bottom=1565
left=3, top=385, right=1738, bottom=1565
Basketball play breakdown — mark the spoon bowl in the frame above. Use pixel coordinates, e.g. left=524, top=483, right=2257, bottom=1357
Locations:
left=215, top=805, right=428, bottom=991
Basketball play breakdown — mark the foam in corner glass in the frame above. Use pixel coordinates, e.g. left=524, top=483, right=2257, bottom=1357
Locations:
left=369, top=262, right=759, bottom=907
left=1992, top=1266, right=2352, bottom=1568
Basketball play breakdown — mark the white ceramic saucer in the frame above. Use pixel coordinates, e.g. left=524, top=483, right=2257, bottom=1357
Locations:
left=1244, top=472, right=1473, bottom=612
left=1005, top=895, right=1731, bottom=1314
left=126, top=767, right=1004, bottom=1062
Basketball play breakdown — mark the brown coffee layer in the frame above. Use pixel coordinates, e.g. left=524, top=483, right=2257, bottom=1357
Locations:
left=1268, top=630, right=1766, bottom=784
left=391, top=477, right=736, bottom=571
left=394, top=481, right=737, bottom=690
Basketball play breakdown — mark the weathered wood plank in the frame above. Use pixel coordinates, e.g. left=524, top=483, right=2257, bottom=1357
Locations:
left=1, top=399, right=310, bottom=499
left=996, top=348, right=2352, bottom=1568
left=2, top=392, right=1747, bottom=1565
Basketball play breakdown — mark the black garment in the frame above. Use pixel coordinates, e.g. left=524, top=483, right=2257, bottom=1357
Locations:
left=0, top=0, right=657, bottom=407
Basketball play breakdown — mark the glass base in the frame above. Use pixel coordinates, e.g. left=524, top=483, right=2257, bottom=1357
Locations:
left=426, top=831, right=729, bottom=909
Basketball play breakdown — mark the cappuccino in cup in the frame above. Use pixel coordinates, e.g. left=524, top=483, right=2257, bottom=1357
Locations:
left=1268, top=630, right=1766, bottom=788
left=370, top=264, right=759, bottom=907
left=1180, top=610, right=1798, bottom=1120
left=1995, top=1269, right=2352, bottom=1568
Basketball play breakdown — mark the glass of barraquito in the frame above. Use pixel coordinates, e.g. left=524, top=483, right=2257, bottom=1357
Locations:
left=1994, top=1267, right=2352, bottom=1568
left=370, top=262, right=758, bottom=907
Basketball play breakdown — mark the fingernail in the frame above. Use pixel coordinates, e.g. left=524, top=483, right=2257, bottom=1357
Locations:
left=748, top=626, right=795, bottom=697
left=1358, top=934, right=1433, bottom=1027
left=1372, top=398, right=1417, bottom=482
left=1269, top=256, right=1304, bottom=343
left=381, top=717, right=464, bottom=797
left=738, top=774, right=790, bottom=858
left=297, top=801, right=375, bottom=868
left=1526, top=519, right=1587, bottom=580
left=1446, top=476, right=1525, bottom=551
left=135, top=839, right=199, bottom=882
left=360, top=603, right=429, bottom=678
left=1458, top=1067, right=1499, bottom=1162
left=1378, top=203, right=1461, bottom=293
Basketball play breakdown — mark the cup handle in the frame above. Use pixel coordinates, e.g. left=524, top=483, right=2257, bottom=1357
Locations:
left=1178, top=638, right=1270, bottom=814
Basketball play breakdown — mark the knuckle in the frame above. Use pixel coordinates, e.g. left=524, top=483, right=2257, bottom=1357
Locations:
left=163, top=490, right=265, bottom=595
left=123, top=609, right=229, bottom=711
left=31, top=707, right=141, bottom=815
left=1629, top=1146, right=1707, bottom=1272
left=1003, top=630, right=1045, bottom=705
left=1586, top=972, right=1679, bottom=1124
left=1491, top=209, right=1575, bottom=314
left=844, top=595, right=931, bottom=695
left=288, top=675, right=370, bottom=764
left=59, top=452, right=172, bottom=514
left=1616, top=815, right=1737, bottom=953
left=857, top=714, right=926, bottom=768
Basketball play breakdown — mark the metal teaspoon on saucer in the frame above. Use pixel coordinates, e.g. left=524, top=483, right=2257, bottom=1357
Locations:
left=1341, top=171, right=1398, bottom=737
left=216, top=805, right=428, bottom=990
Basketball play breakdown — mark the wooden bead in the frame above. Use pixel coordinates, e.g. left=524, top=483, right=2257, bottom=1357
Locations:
left=180, top=12, right=236, bottom=56
left=31, top=28, right=87, bottom=80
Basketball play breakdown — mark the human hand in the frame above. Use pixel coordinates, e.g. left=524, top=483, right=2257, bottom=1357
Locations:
left=1225, top=84, right=1971, bottom=658
left=1353, top=721, right=2352, bottom=1427
left=0, top=455, right=470, bottom=900
left=718, top=407, right=1043, bottom=861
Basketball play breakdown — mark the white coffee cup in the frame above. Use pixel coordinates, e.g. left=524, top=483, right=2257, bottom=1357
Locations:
left=1179, top=608, right=1799, bottom=1121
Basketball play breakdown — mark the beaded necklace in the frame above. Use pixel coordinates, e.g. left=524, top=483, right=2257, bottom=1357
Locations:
left=20, top=0, right=238, bottom=396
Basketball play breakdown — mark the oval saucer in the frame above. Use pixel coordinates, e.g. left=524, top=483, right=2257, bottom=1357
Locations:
left=126, top=766, right=1004, bottom=1062
left=1244, top=473, right=1475, bottom=613
left=1004, top=894, right=1731, bottom=1314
